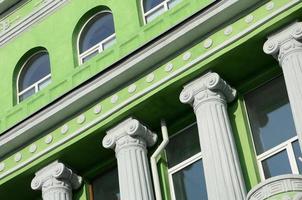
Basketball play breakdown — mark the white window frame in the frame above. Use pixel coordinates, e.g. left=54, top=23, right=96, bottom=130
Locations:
left=17, top=51, right=52, bottom=103
left=77, top=11, right=116, bottom=65
left=256, top=136, right=300, bottom=180
left=141, top=0, right=181, bottom=24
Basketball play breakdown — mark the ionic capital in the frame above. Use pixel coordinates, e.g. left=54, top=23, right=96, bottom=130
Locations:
left=31, top=161, right=82, bottom=192
left=102, top=117, right=157, bottom=152
left=179, top=72, right=236, bottom=109
left=263, top=22, right=302, bottom=63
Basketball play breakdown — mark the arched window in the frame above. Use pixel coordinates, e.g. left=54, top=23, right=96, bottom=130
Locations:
left=17, top=51, right=51, bottom=102
left=78, top=11, right=116, bottom=64
left=142, top=0, right=181, bottom=23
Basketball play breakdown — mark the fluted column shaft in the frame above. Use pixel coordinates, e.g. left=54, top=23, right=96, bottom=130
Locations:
left=180, top=72, right=246, bottom=200
left=264, top=22, right=302, bottom=149
left=31, top=161, right=82, bottom=200
left=103, top=117, right=157, bottom=200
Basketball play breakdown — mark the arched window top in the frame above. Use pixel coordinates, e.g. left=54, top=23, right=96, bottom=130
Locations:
left=78, top=11, right=116, bottom=64
left=142, top=0, right=181, bottom=23
left=17, top=51, right=51, bottom=102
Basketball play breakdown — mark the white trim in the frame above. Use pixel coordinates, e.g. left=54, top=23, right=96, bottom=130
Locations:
left=77, top=11, right=116, bottom=65
left=16, top=51, right=52, bottom=103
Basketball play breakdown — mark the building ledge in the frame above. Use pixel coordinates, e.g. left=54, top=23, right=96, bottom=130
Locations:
left=0, top=0, right=21, bottom=14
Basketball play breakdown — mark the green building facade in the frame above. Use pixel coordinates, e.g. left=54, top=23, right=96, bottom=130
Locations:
left=0, top=0, right=302, bottom=199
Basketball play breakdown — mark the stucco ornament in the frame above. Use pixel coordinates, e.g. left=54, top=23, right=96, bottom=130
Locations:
left=31, top=161, right=82, bottom=200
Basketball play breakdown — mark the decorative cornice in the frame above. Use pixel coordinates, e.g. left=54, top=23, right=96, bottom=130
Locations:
left=102, top=117, right=157, bottom=152
left=246, top=175, right=302, bottom=200
left=263, top=22, right=302, bottom=63
left=31, top=161, right=82, bottom=191
left=0, top=0, right=69, bottom=46
left=180, top=72, right=236, bottom=108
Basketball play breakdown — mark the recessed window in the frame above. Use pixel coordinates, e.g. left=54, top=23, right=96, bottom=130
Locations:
left=166, top=123, right=208, bottom=200
left=92, top=168, right=120, bottom=200
left=245, top=76, right=302, bottom=180
left=142, top=0, right=181, bottom=23
left=78, top=11, right=116, bottom=64
left=17, top=51, right=51, bottom=102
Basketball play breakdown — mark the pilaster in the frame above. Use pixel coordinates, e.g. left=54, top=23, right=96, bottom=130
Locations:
left=102, top=117, right=157, bottom=200
left=180, top=72, right=246, bottom=200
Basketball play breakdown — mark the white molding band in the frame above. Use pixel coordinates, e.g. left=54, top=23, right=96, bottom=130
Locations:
left=180, top=72, right=246, bottom=200
left=246, top=174, right=302, bottom=200
left=103, top=117, right=157, bottom=200
left=31, top=161, right=82, bottom=200
left=264, top=22, right=302, bottom=152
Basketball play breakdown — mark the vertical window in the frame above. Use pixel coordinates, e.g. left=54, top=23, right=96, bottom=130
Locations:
left=166, top=123, right=208, bottom=200
left=92, top=168, right=120, bottom=200
left=78, top=11, right=116, bottom=64
left=142, top=0, right=181, bottom=23
left=245, top=76, right=302, bottom=180
left=17, top=51, right=51, bottom=102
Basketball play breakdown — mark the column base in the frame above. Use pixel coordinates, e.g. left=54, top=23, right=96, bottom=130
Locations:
left=247, top=175, right=302, bottom=200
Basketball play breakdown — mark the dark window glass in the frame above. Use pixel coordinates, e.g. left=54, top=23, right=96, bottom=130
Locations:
left=18, top=51, right=51, bottom=91
left=245, top=77, right=296, bottom=155
left=262, top=150, right=292, bottom=179
left=79, top=12, right=115, bottom=53
left=93, top=168, right=120, bottom=200
left=172, top=160, right=208, bottom=200
left=166, top=124, right=201, bottom=168
left=143, top=0, right=164, bottom=12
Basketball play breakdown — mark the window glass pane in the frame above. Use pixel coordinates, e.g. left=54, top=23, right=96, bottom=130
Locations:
left=81, top=50, right=99, bottom=63
left=103, top=35, right=116, bottom=50
left=79, top=12, right=115, bottom=53
left=262, top=150, right=292, bottom=179
left=19, top=87, right=35, bottom=102
left=38, top=76, right=51, bottom=90
left=168, top=0, right=181, bottom=9
left=166, top=124, right=201, bottom=168
left=172, top=160, right=208, bottom=200
left=145, top=5, right=165, bottom=23
left=292, top=140, right=302, bottom=173
left=143, top=0, right=164, bottom=12
left=245, top=77, right=296, bottom=154
left=19, top=52, right=51, bottom=91
left=93, top=168, right=120, bottom=200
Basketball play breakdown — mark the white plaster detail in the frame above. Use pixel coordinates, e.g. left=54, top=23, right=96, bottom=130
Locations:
left=103, top=117, right=157, bottom=200
left=245, top=15, right=254, bottom=24
left=111, top=95, right=119, bottom=104
left=180, top=72, right=246, bottom=200
left=76, top=115, right=86, bottom=124
left=31, top=161, right=82, bottom=200
left=183, top=52, right=192, bottom=61
left=29, top=144, right=37, bottom=153
left=204, top=38, right=213, bottom=49
left=0, top=162, right=5, bottom=172
left=61, top=124, right=69, bottom=134
left=93, top=105, right=102, bottom=114
left=265, top=2, right=275, bottom=11
left=44, top=135, right=53, bottom=144
left=14, top=153, right=22, bottom=162
left=128, top=84, right=137, bottom=93
left=224, top=26, right=233, bottom=35
left=146, top=73, right=155, bottom=83
left=263, top=22, right=302, bottom=150
left=165, top=63, right=173, bottom=72
left=247, top=175, right=302, bottom=200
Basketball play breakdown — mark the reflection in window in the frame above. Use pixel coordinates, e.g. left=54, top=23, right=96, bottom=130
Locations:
left=245, top=76, right=301, bottom=179
left=93, top=168, right=120, bottom=200
left=142, top=0, right=181, bottom=23
left=17, top=51, right=51, bottom=102
left=78, top=11, right=116, bottom=64
left=166, top=123, right=208, bottom=200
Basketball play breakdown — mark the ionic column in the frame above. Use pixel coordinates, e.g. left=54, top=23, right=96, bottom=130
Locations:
left=179, top=72, right=246, bottom=200
left=31, top=161, right=82, bottom=200
left=264, top=22, right=302, bottom=149
left=102, top=117, right=157, bottom=200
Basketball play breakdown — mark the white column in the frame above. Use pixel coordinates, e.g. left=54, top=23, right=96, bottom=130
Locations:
left=179, top=72, right=246, bottom=200
left=102, top=117, right=157, bottom=200
left=263, top=22, right=302, bottom=149
left=31, top=161, right=82, bottom=200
